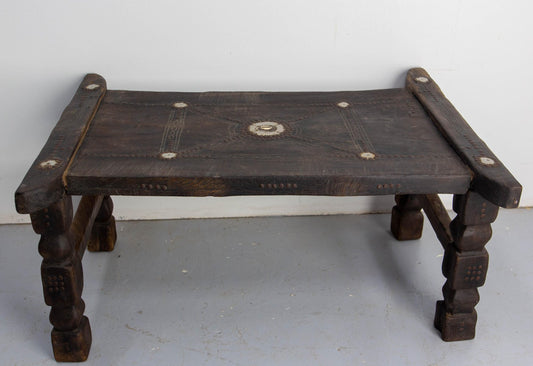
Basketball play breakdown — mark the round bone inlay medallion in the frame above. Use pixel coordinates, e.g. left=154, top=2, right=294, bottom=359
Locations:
left=39, top=159, right=60, bottom=168
left=160, top=152, right=177, bottom=159
left=173, top=102, right=188, bottom=109
left=360, top=152, right=376, bottom=160
left=85, top=84, right=100, bottom=90
left=248, top=121, right=285, bottom=137
left=337, top=101, right=350, bottom=108
left=479, top=156, right=495, bottom=166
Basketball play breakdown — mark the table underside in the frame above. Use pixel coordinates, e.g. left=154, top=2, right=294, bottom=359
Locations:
left=65, top=88, right=472, bottom=196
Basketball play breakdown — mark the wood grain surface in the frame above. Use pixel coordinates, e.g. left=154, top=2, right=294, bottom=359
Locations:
left=65, top=88, right=472, bottom=197
left=407, top=68, right=521, bottom=208
left=15, top=68, right=522, bottom=212
left=15, top=74, right=106, bottom=214
left=14, top=68, right=524, bottom=359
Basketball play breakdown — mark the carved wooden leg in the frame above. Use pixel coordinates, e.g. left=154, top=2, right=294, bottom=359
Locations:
left=30, top=196, right=91, bottom=361
left=434, top=191, right=498, bottom=341
left=88, top=196, right=117, bottom=252
left=391, top=194, right=424, bottom=240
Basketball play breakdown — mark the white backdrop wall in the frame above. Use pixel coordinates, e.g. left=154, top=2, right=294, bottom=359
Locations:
left=1, top=0, right=531, bottom=223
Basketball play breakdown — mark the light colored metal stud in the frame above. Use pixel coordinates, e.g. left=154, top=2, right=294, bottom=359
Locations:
left=479, top=156, right=495, bottom=166
left=85, top=84, right=100, bottom=90
left=360, top=152, right=376, bottom=160
left=248, top=121, right=285, bottom=136
left=415, top=76, right=429, bottom=83
left=160, top=152, right=177, bottom=159
left=39, top=159, right=60, bottom=168
left=173, top=102, right=188, bottom=108
left=337, top=101, right=350, bottom=108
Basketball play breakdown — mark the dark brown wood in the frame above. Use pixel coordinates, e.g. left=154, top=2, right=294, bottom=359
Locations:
left=407, top=68, right=522, bottom=208
left=418, top=194, right=453, bottom=249
left=434, top=190, right=498, bottom=341
left=64, top=87, right=472, bottom=198
left=51, top=316, right=92, bottom=362
left=15, top=74, right=106, bottom=214
left=88, top=196, right=117, bottom=252
left=71, top=195, right=104, bottom=258
left=15, top=69, right=523, bottom=361
left=30, top=197, right=92, bottom=361
left=391, top=194, right=424, bottom=240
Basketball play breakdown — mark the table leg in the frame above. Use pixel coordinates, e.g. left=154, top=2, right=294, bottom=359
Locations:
left=88, top=196, right=117, bottom=252
left=434, top=190, right=498, bottom=340
left=391, top=194, right=424, bottom=240
left=30, top=197, right=92, bottom=361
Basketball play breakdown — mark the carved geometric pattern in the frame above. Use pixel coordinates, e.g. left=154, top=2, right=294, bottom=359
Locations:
left=85, top=94, right=455, bottom=162
left=447, top=248, right=489, bottom=290
left=463, top=265, right=484, bottom=283
left=336, top=106, right=375, bottom=154
left=42, top=263, right=80, bottom=306
left=46, top=274, right=66, bottom=294
left=162, top=102, right=376, bottom=160
left=160, top=108, right=187, bottom=153
left=66, top=89, right=473, bottom=199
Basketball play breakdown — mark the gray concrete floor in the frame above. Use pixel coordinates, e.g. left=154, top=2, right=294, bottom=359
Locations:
left=1, top=209, right=532, bottom=365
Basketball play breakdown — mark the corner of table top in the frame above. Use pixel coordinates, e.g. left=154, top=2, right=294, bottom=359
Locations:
left=15, top=73, right=107, bottom=214
left=405, top=67, right=522, bottom=209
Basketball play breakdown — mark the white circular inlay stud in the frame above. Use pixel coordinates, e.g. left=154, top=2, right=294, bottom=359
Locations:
left=415, top=76, right=429, bottom=83
left=337, top=101, right=350, bottom=108
left=248, top=121, right=285, bottom=137
left=479, top=156, right=495, bottom=166
left=360, top=152, right=376, bottom=160
left=173, top=102, right=188, bottom=108
left=39, top=159, right=60, bottom=168
left=85, top=84, right=100, bottom=90
left=160, top=152, right=177, bottom=159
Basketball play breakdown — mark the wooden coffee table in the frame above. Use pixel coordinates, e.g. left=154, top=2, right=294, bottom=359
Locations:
left=15, top=68, right=521, bottom=361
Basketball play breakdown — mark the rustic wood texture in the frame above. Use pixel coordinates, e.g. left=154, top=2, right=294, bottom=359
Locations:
left=419, top=194, right=453, bottom=249
left=30, top=197, right=92, bottom=361
left=65, top=87, right=472, bottom=197
left=434, top=190, right=498, bottom=341
left=87, top=196, right=117, bottom=252
left=391, top=194, right=424, bottom=240
left=15, top=68, right=524, bottom=360
left=407, top=68, right=522, bottom=208
left=15, top=74, right=106, bottom=214
left=71, top=195, right=104, bottom=257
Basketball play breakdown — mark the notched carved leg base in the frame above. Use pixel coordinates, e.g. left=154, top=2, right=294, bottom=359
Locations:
left=88, top=215, right=117, bottom=252
left=433, top=191, right=498, bottom=341
left=391, top=195, right=424, bottom=241
left=434, top=300, right=477, bottom=341
left=51, top=316, right=92, bottom=362
left=31, top=196, right=96, bottom=362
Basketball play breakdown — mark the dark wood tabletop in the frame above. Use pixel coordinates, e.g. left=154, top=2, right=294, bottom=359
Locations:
left=65, top=87, right=471, bottom=197
left=15, top=69, right=521, bottom=214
